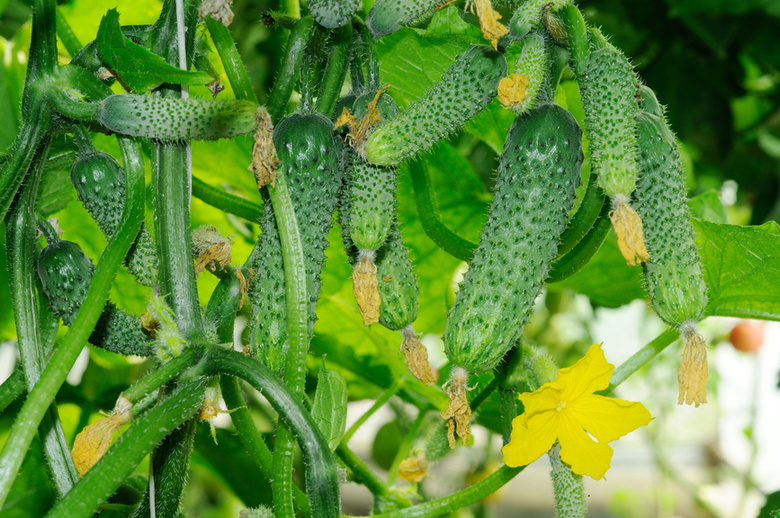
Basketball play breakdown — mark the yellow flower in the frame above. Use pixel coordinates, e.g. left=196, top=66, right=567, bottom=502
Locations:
left=502, top=344, right=651, bottom=479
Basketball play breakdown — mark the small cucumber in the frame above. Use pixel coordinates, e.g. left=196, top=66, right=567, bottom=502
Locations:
left=308, top=0, right=359, bottom=29
left=363, top=45, right=507, bottom=166
left=70, top=151, right=158, bottom=286
left=37, top=239, right=153, bottom=356
left=579, top=45, right=639, bottom=199
left=95, top=94, right=258, bottom=142
left=509, top=0, right=572, bottom=40
left=347, top=90, right=400, bottom=252
left=638, top=84, right=664, bottom=119
left=366, top=0, right=449, bottom=38
left=248, top=113, right=342, bottom=374
left=444, top=103, right=582, bottom=373
left=634, top=112, right=707, bottom=327
left=500, top=32, right=549, bottom=114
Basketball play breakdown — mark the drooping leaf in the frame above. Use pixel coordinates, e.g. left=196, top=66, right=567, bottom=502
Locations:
left=96, top=9, right=211, bottom=93
left=310, top=367, right=348, bottom=451
left=694, top=219, right=780, bottom=320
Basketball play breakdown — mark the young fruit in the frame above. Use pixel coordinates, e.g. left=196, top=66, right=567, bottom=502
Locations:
left=498, top=31, right=549, bottom=114
left=308, top=0, right=359, bottom=29
left=37, top=238, right=153, bottom=356
left=579, top=45, right=647, bottom=265
left=443, top=103, right=582, bottom=374
left=363, top=45, right=507, bottom=166
left=247, top=112, right=342, bottom=375
left=70, top=151, right=158, bottom=286
left=366, top=0, right=450, bottom=38
left=95, top=94, right=258, bottom=142
left=634, top=110, right=709, bottom=406
left=638, top=84, right=664, bottom=119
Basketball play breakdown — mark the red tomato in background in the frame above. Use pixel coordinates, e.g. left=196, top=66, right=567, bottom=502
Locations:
left=728, top=320, right=765, bottom=353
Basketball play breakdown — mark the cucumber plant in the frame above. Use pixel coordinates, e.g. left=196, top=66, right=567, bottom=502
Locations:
left=1, top=1, right=777, bottom=517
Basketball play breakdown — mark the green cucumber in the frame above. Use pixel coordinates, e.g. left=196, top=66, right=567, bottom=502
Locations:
left=308, top=0, right=359, bottom=29
left=502, top=32, right=549, bottom=114
left=37, top=238, right=153, bottom=356
left=509, top=0, right=572, bottom=40
left=579, top=45, right=640, bottom=199
left=248, top=112, right=342, bottom=374
left=634, top=112, right=707, bottom=327
left=366, top=0, right=448, bottom=38
left=444, top=103, right=582, bottom=373
left=70, top=151, right=158, bottom=286
left=95, top=94, right=258, bottom=142
left=363, top=45, right=507, bottom=166
left=347, top=90, right=400, bottom=252
left=639, top=84, right=664, bottom=119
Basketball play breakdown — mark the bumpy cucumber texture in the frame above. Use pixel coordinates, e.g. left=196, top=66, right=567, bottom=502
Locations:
left=347, top=90, right=400, bottom=251
left=95, top=94, right=258, bottom=142
left=579, top=45, right=639, bottom=198
left=367, top=0, right=447, bottom=38
left=37, top=239, right=153, bottom=356
left=308, top=0, right=359, bottom=29
left=634, top=112, right=707, bottom=326
left=363, top=45, right=507, bottom=166
left=444, top=103, right=583, bottom=373
left=70, top=151, right=158, bottom=286
left=248, top=113, right=341, bottom=374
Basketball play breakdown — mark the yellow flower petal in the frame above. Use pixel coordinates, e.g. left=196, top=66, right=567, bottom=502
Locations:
left=502, top=410, right=558, bottom=468
left=557, top=414, right=613, bottom=480
left=555, top=344, right=613, bottom=401
left=568, top=394, right=652, bottom=443
left=518, top=382, right=563, bottom=417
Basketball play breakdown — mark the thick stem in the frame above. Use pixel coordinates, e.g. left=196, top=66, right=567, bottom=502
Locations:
left=336, top=443, right=398, bottom=502
left=266, top=16, right=315, bottom=123
left=203, top=347, right=340, bottom=518
left=267, top=168, right=310, bottom=518
left=7, top=138, right=79, bottom=496
left=204, top=16, right=258, bottom=103
left=192, top=176, right=262, bottom=223
left=316, top=24, right=352, bottom=119
left=556, top=170, right=605, bottom=257
left=0, top=124, right=145, bottom=508
left=45, top=379, right=204, bottom=518
left=121, top=347, right=200, bottom=404
left=0, top=369, right=26, bottom=413
left=547, top=199, right=611, bottom=283
left=0, top=107, right=47, bottom=226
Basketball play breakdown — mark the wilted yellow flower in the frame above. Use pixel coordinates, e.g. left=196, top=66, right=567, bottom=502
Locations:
left=502, top=344, right=651, bottom=479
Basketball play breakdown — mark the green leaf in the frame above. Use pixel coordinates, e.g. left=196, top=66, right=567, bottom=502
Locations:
left=310, top=367, right=348, bottom=451
left=694, top=219, right=780, bottom=320
left=689, top=189, right=728, bottom=224
left=425, top=6, right=481, bottom=38
left=463, top=99, right=515, bottom=155
left=96, top=9, right=211, bottom=93
left=758, top=490, right=780, bottom=518
left=36, top=137, right=78, bottom=217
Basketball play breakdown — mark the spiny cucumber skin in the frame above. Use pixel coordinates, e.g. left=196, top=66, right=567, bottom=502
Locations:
left=37, top=240, right=153, bottom=356
left=511, top=32, right=549, bottom=115
left=509, top=0, right=572, bottom=39
left=348, top=91, right=400, bottom=251
left=444, top=104, right=583, bottom=373
left=70, top=152, right=159, bottom=286
left=635, top=112, right=707, bottom=326
left=309, top=0, right=360, bottom=29
left=580, top=46, right=640, bottom=198
left=367, top=0, right=445, bottom=38
left=248, top=113, right=342, bottom=373
left=96, top=94, right=258, bottom=142
left=639, top=84, right=665, bottom=119
left=339, top=186, right=419, bottom=331
left=364, top=45, right=507, bottom=167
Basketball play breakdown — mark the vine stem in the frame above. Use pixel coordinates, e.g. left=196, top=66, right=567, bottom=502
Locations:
left=0, top=369, right=26, bottom=413
left=7, top=137, right=79, bottom=496
left=0, top=118, right=146, bottom=509
left=282, top=0, right=300, bottom=18
left=267, top=166, right=311, bottom=518
left=602, top=327, right=680, bottom=395
left=266, top=16, right=315, bottom=123
left=341, top=377, right=404, bottom=444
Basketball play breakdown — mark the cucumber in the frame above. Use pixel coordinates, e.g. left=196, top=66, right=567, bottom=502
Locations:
left=639, top=84, right=664, bottom=119
left=308, top=0, right=359, bottom=29
left=444, top=103, right=582, bottom=374
left=499, top=32, right=549, bottom=114
left=37, top=238, right=153, bottom=356
left=509, top=0, right=572, bottom=40
left=95, top=94, right=258, bottom=142
left=70, top=151, right=158, bottom=286
left=634, top=111, right=709, bottom=406
left=579, top=45, right=648, bottom=265
left=363, top=45, right=507, bottom=166
left=366, top=0, right=449, bottom=38
left=247, top=113, right=342, bottom=374
left=634, top=112, right=707, bottom=327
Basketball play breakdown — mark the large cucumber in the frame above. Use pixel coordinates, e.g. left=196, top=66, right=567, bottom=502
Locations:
left=37, top=238, right=153, bottom=356
left=95, top=94, right=258, bottom=142
left=70, top=151, right=158, bottom=286
left=444, top=103, right=583, bottom=374
left=247, top=113, right=342, bottom=374
left=363, top=45, right=507, bottom=166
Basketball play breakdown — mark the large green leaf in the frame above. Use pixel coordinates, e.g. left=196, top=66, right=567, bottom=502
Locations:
left=694, top=219, right=780, bottom=320
left=96, top=9, right=211, bottom=93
